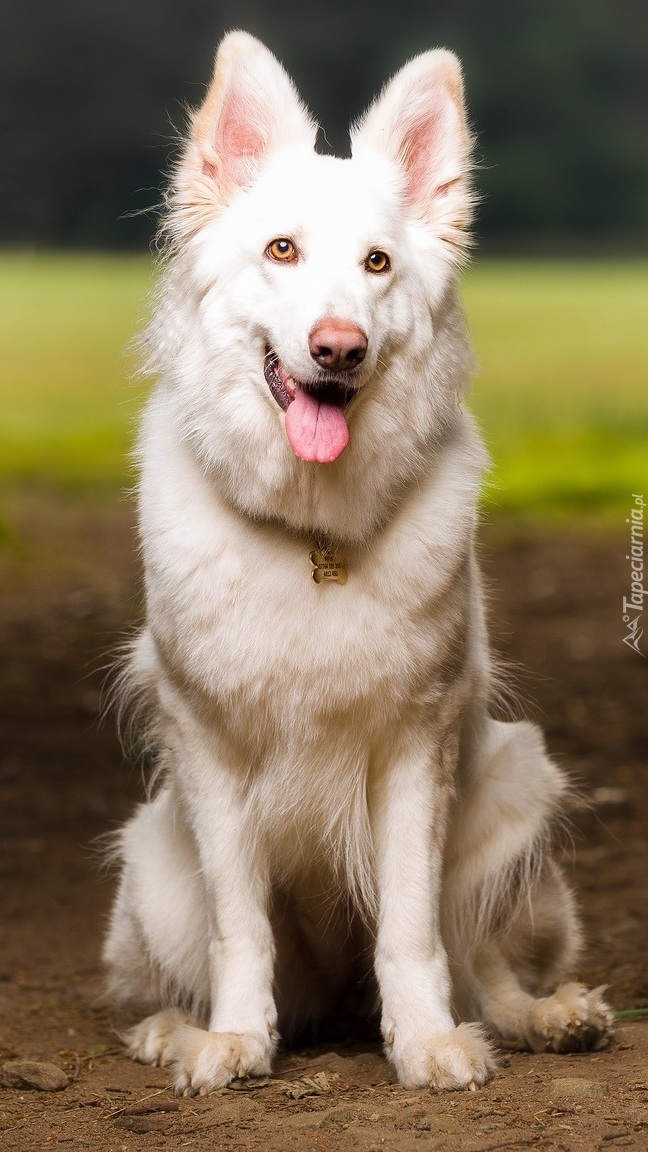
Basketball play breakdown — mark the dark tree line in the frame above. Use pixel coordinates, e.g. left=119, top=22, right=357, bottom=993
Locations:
left=1, top=0, right=646, bottom=249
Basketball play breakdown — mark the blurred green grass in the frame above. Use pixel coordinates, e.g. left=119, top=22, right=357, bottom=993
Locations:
left=1, top=253, right=646, bottom=512
left=464, top=261, right=648, bottom=513
left=0, top=253, right=151, bottom=485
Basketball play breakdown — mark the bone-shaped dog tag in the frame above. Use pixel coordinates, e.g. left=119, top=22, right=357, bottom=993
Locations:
left=310, top=547, right=348, bottom=585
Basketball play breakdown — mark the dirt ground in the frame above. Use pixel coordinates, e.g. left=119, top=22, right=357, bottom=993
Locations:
left=0, top=487, right=646, bottom=1152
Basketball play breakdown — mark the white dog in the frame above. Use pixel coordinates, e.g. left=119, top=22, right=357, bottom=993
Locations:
left=104, top=31, right=611, bottom=1095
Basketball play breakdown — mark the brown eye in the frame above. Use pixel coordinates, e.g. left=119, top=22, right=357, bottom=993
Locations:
left=365, top=250, right=391, bottom=274
left=267, top=238, right=297, bottom=263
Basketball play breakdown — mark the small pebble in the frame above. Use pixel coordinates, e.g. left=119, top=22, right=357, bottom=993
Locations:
left=0, top=1060, right=69, bottom=1092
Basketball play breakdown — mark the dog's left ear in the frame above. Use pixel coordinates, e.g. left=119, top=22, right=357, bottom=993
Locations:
left=352, top=50, right=475, bottom=259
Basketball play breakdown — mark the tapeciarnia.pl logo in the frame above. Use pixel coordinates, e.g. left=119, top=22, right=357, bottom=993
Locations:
left=622, top=494, right=645, bottom=656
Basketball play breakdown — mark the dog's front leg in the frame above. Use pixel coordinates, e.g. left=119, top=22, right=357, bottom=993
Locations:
left=373, top=739, right=496, bottom=1090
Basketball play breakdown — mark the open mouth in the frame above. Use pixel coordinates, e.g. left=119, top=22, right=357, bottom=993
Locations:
left=263, top=348, right=357, bottom=464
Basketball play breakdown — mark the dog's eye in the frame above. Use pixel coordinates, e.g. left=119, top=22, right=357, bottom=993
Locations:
left=266, top=238, right=297, bottom=263
left=365, top=250, right=391, bottom=274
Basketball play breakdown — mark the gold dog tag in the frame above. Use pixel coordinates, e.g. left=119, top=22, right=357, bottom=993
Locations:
left=310, top=547, right=348, bottom=585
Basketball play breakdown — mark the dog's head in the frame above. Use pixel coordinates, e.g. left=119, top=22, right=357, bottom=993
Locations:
left=146, top=32, right=477, bottom=540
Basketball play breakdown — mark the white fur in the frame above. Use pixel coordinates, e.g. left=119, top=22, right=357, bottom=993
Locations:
left=104, top=31, right=612, bottom=1096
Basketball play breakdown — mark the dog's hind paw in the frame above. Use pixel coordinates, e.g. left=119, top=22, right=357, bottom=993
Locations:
left=126, top=1008, right=189, bottom=1067
left=525, top=983, right=614, bottom=1054
left=390, top=1022, right=498, bottom=1091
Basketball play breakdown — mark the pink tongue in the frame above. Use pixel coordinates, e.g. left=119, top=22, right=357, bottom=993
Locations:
left=285, top=387, right=350, bottom=463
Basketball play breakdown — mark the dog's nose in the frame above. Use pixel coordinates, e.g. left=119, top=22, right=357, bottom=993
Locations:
left=308, top=321, right=368, bottom=372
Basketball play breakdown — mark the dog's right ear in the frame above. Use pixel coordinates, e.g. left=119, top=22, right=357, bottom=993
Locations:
left=171, top=31, right=316, bottom=236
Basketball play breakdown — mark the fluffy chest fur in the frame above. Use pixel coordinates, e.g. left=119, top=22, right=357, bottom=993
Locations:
left=138, top=392, right=485, bottom=750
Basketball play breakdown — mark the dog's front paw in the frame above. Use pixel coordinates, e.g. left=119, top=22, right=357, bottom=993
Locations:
left=388, top=1022, right=497, bottom=1091
left=525, top=983, right=613, bottom=1053
left=171, top=1027, right=275, bottom=1096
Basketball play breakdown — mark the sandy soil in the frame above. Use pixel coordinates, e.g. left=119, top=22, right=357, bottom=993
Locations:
left=0, top=488, right=646, bottom=1152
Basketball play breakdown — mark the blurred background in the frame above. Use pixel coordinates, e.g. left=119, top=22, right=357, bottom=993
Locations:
left=0, top=0, right=646, bottom=507
left=3, top=0, right=648, bottom=251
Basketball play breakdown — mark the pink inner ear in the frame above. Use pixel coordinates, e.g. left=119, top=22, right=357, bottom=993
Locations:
left=218, top=93, right=266, bottom=188
left=401, top=109, right=443, bottom=205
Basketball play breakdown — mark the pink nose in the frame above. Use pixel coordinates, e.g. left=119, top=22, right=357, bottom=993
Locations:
left=308, top=321, right=368, bottom=372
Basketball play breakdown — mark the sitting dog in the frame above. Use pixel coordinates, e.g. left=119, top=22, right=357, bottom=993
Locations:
left=104, top=31, right=612, bottom=1095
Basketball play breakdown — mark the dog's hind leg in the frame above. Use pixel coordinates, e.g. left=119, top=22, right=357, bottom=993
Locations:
left=469, top=865, right=613, bottom=1053
left=446, top=718, right=613, bottom=1054
left=104, top=784, right=211, bottom=1022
